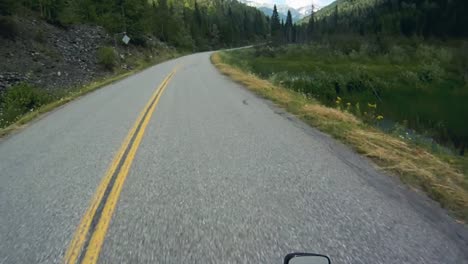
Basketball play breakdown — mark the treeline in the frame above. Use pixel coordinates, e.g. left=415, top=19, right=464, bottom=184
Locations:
left=269, top=0, right=468, bottom=44
left=268, top=6, right=309, bottom=44
left=313, top=0, right=468, bottom=38
left=0, top=0, right=270, bottom=50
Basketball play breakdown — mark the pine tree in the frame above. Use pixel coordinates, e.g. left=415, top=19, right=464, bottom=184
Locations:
left=2, top=0, right=272, bottom=49
left=333, top=4, right=339, bottom=32
left=270, top=4, right=281, bottom=42
left=307, top=4, right=315, bottom=41
left=285, top=10, right=293, bottom=42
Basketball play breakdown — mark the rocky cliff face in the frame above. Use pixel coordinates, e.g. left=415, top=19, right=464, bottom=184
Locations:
left=0, top=16, right=111, bottom=91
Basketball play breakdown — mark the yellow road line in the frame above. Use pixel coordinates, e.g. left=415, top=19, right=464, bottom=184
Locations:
left=64, top=68, right=177, bottom=264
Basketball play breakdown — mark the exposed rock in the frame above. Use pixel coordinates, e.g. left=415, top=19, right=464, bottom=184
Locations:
left=0, top=72, right=25, bottom=90
left=0, top=16, right=111, bottom=91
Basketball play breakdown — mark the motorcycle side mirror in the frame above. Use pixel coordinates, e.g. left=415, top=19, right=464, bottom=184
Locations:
left=284, top=253, right=331, bottom=264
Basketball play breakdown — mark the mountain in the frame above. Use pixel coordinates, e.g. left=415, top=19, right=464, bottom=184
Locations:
left=298, top=0, right=468, bottom=38
left=299, top=0, right=373, bottom=24
left=239, top=0, right=316, bottom=22
left=297, top=6, right=312, bottom=17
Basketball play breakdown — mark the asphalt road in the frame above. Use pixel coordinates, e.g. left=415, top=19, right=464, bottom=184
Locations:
left=1, top=52, right=467, bottom=264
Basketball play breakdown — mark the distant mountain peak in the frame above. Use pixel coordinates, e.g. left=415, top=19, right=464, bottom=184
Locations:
left=239, top=0, right=321, bottom=22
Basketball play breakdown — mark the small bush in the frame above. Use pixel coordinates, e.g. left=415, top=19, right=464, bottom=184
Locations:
left=254, top=45, right=275, bottom=57
left=97, top=46, right=117, bottom=71
left=388, top=45, right=407, bottom=63
left=0, top=84, right=51, bottom=127
left=358, top=43, right=375, bottom=57
left=415, top=44, right=439, bottom=63
left=400, top=70, right=419, bottom=84
left=435, top=48, right=453, bottom=64
left=0, top=16, right=18, bottom=40
left=418, top=62, right=444, bottom=82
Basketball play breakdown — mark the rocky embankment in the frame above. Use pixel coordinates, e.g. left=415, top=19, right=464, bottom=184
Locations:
left=0, top=16, right=111, bottom=91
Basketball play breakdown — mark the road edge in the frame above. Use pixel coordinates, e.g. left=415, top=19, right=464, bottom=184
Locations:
left=0, top=53, right=186, bottom=141
left=210, top=51, right=468, bottom=224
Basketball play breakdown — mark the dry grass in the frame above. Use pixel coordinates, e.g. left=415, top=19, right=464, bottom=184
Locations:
left=302, top=104, right=360, bottom=124
left=211, top=52, right=468, bottom=222
left=347, top=129, right=467, bottom=215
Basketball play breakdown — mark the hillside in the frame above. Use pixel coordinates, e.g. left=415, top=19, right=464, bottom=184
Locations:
left=0, top=0, right=269, bottom=89
left=0, top=16, right=113, bottom=91
left=0, top=0, right=269, bottom=127
left=300, top=0, right=368, bottom=21
left=240, top=0, right=314, bottom=22
left=300, top=0, right=468, bottom=38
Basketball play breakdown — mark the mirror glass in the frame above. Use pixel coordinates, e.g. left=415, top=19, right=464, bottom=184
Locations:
left=288, top=255, right=330, bottom=264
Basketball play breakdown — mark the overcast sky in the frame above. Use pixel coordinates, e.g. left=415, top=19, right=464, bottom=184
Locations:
left=249, top=0, right=335, bottom=9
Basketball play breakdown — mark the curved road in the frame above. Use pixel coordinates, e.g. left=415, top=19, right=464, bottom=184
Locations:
left=1, top=52, right=467, bottom=264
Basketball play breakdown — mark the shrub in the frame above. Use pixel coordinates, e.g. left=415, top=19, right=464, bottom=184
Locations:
left=418, top=62, right=444, bottom=82
left=400, top=70, right=419, bottom=84
left=359, top=42, right=375, bottom=57
left=254, top=45, right=275, bottom=57
left=0, top=16, right=18, bottom=40
left=97, top=46, right=117, bottom=71
left=435, top=48, right=453, bottom=64
left=415, top=44, right=439, bottom=63
left=0, top=84, right=51, bottom=127
left=388, top=45, right=407, bottom=64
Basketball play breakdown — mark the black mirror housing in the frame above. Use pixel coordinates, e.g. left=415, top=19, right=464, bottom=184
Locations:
left=284, top=252, right=331, bottom=264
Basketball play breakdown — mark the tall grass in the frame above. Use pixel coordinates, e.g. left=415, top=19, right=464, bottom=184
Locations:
left=225, top=38, right=468, bottom=155
left=212, top=52, right=468, bottom=222
left=0, top=84, right=54, bottom=127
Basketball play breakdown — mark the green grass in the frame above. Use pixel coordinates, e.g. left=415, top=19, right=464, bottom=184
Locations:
left=0, top=50, right=183, bottom=138
left=225, top=40, right=468, bottom=155
left=212, top=51, right=468, bottom=222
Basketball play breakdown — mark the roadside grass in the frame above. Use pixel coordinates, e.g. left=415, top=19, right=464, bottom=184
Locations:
left=0, top=51, right=182, bottom=138
left=227, top=42, right=468, bottom=157
left=211, top=52, right=468, bottom=222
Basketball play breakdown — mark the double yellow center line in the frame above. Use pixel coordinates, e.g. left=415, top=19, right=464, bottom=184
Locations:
left=64, top=67, right=178, bottom=264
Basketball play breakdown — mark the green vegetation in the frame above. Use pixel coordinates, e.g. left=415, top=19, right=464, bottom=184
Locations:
left=1, top=0, right=269, bottom=51
left=0, top=84, right=52, bottom=127
left=245, top=0, right=468, bottom=158
left=263, top=0, right=468, bottom=44
left=223, top=40, right=468, bottom=155
left=0, top=0, right=271, bottom=134
left=212, top=0, right=468, bottom=220
left=212, top=52, right=468, bottom=222
left=97, top=46, right=118, bottom=71
left=0, top=50, right=181, bottom=137
left=304, top=0, right=467, bottom=37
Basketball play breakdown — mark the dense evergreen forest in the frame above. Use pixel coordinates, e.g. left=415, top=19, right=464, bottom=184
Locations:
left=247, top=0, right=468, bottom=155
left=297, top=0, right=468, bottom=41
left=3, top=0, right=467, bottom=48
left=316, top=0, right=468, bottom=37
left=0, top=0, right=270, bottom=50
left=268, top=0, right=468, bottom=43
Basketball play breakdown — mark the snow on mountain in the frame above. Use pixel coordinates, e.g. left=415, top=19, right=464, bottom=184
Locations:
left=239, top=0, right=321, bottom=22
left=240, top=0, right=268, bottom=8
left=297, top=5, right=312, bottom=16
